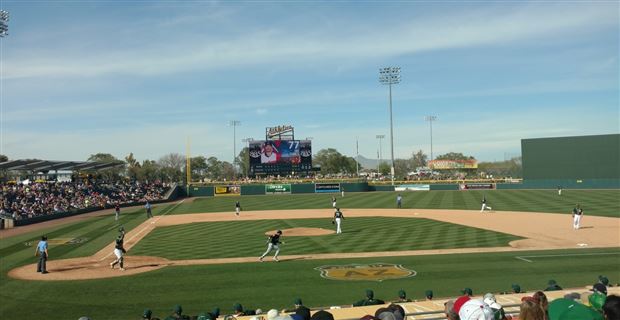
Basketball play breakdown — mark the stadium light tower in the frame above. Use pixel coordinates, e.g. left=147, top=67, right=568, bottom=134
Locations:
left=0, top=10, right=8, bottom=38
left=229, top=120, right=241, bottom=171
left=379, top=67, right=400, bottom=185
left=376, top=134, right=385, bottom=174
left=425, top=115, right=438, bottom=161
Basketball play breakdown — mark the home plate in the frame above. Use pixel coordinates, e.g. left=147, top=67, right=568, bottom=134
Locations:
left=577, top=243, right=588, bottom=247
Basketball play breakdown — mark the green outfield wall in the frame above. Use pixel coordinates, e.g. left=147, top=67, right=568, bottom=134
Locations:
left=522, top=134, right=620, bottom=181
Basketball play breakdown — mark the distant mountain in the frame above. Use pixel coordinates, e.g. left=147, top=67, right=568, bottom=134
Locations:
left=355, top=155, right=386, bottom=170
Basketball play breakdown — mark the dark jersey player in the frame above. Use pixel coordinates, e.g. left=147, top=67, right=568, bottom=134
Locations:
left=259, top=230, right=283, bottom=262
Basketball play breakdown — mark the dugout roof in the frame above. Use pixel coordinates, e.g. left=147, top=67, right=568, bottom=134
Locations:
left=0, top=159, right=125, bottom=172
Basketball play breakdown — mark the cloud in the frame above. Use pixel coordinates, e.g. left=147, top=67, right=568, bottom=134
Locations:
left=3, top=4, right=617, bottom=79
left=255, top=108, right=268, bottom=115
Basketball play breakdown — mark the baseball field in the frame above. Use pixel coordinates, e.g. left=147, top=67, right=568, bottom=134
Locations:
left=1, top=189, right=619, bottom=320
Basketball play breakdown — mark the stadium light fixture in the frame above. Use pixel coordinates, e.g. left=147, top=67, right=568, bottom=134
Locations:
left=376, top=134, right=385, bottom=174
left=229, top=120, right=241, bottom=171
left=379, top=67, right=400, bottom=185
left=0, top=10, right=8, bottom=38
left=425, top=115, right=438, bottom=161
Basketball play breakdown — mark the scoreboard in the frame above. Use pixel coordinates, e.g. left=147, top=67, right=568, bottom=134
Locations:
left=248, top=140, right=312, bottom=175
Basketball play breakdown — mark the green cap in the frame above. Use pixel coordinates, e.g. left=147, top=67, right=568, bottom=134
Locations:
left=462, top=288, right=473, bottom=296
left=588, top=292, right=606, bottom=312
left=548, top=298, right=603, bottom=320
left=365, top=289, right=374, bottom=299
left=197, top=312, right=213, bottom=320
left=143, top=309, right=152, bottom=318
left=233, top=303, right=243, bottom=312
left=512, top=284, right=521, bottom=293
left=294, top=298, right=303, bottom=305
left=173, top=305, right=183, bottom=314
left=398, top=290, right=406, bottom=299
left=425, top=290, right=433, bottom=298
left=598, top=275, right=609, bottom=286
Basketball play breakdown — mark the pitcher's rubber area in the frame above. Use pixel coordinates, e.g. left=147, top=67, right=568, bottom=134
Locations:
left=9, top=209, right=620, bottom=281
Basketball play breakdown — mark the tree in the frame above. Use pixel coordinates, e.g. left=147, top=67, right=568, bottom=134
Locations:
left=393, top=159, right=411, bottom=179
left=378, top=162, right=391, bottom=175
left=158, top=153, right=185, bottom=182
left=190, top=156, right=208, bottom=181
left=314, top=148, right=357, bottom=175
left=206, top=157, right=222, bottom=180
left=236, top=147, right=250, bottom=177
left=410, top=150, right=428, bottom=170
left=140, top=160, right=161, bottom=182
left=477, top=157, right=522, bottom=178
left=86, top=153, right=124, bottom=181
left=435, top=152, right=474, bottom=161
left=0, top=154, right=8, bottom=163
left=125, top=153, right=141, bottom=180
left=220, top=161, right=235, bottom=181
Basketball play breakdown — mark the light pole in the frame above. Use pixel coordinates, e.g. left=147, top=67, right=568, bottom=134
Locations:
left=376, top=134, right=385, bottom=174
left=379, top=67, right=400, bottom=185
left=229, top=120, right=241, bottom=171
left=0, top=10, right=7, bottom=156
left=356, top=137, right=360, bottom=177
left=425, top=115, right=437, bottom=161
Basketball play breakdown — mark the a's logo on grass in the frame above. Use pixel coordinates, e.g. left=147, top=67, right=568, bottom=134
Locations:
left=315, top=263, right=416, bottom=282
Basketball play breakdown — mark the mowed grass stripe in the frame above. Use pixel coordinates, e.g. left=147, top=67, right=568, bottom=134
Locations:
left=130, top=217, right=521, bottom=259
left=168, top=190, right=619, bottom=217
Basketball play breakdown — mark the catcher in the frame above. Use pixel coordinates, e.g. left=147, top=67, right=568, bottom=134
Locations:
left=259, top=230, right=283, bottom=262
left=110, top=227, right=127, bottom=270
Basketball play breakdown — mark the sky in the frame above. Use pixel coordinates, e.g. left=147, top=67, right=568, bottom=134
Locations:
left=0, top=0, right=618, bottom=164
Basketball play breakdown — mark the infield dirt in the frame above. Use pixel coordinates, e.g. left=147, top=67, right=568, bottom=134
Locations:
left=8, top=208, right=620, bottom=281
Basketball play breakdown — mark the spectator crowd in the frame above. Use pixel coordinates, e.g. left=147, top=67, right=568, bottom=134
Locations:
left=73, top=276, right=617, bottom=320
left=0, top=180, right=170, bottom=221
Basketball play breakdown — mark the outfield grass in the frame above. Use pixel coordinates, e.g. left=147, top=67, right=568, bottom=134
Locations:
left=169, top=189, right=620, bottom=217
left=130, top=217, right=521, bottom=259
left=0, top=189, right=618, bottom=320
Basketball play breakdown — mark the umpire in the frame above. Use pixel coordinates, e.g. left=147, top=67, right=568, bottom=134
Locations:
left=35, top=235, right=49, bottom=274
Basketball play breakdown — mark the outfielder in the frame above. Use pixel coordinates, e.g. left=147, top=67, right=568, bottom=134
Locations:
left=110, top=227, right=127, bottom=270
left=114, top=203, right=120, bottom=221
left=572, top=204, right=583, bottom=230
left=259, top=230, right=283, bottom=262
left=235, top=201, right=241, bottom=216
left=333, top=208, right=344, bottom=234
left=332, top=196, right=337, bottom=208
left=480, top=197, right=492, bottom=212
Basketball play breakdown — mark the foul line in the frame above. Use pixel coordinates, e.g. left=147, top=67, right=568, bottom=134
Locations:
left=515, top=252, right=620, bottom=263
left=98, top=199, right=185, bottom=261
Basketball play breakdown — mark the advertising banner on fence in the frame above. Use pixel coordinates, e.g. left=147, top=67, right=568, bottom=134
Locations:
left=395, top=184, right=430, bottom=191
left=459, top=183, right=496, bottom=190
left=265, top=184, right=291, bottom=194
left=315, top=183, right=341, bottom=193
left=214, top=185, right=241, bottom=196
left=429, top=159, right=478, bottom=170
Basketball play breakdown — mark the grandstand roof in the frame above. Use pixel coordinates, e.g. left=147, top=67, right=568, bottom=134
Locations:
left=0, top=159, right=125, bottom=172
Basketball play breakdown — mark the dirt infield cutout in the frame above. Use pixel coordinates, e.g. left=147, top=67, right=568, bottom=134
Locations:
left=8, top=208, right=620, bottom=281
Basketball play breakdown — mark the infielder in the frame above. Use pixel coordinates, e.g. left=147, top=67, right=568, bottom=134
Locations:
left=259, top=230, right=283, bottom=262
left=480, top=197, right=492, bottom=212
left=333, top=208, right=344, bottom=234
left=341, top=188, right=345, bottom=197
left=332, top=196, right=337, bottom=208
left=397, top=194, right=402, bottom=209
left=557, top=186, right=562, bottom=196
left=235, top=201, right=241, bottom=216
left=110, top=227, right=127, bottom=270
left=572, top=204, right=583, bottom=230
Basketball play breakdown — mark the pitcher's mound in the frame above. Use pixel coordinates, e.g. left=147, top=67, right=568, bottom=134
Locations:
left=265, top=227, right=335, bottom=236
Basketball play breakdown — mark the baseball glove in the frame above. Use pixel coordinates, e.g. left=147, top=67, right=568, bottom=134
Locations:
left=331, top=220, right=335, bottom=224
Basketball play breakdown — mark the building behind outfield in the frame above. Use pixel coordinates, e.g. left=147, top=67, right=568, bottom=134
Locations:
left=520, top=134, right=620, bottom=189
